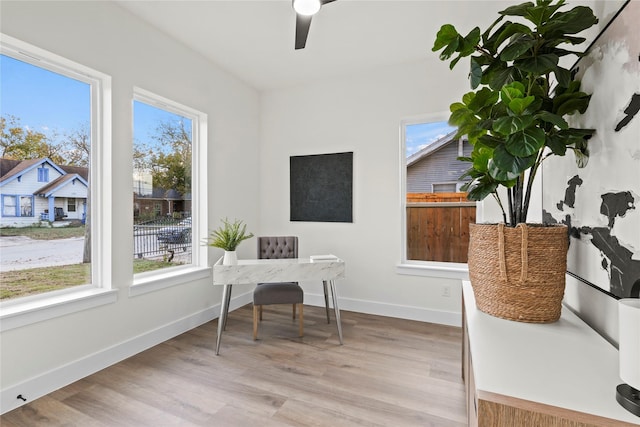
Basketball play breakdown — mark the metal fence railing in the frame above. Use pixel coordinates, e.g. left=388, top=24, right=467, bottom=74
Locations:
left=133, top=218, right=192, bottom=262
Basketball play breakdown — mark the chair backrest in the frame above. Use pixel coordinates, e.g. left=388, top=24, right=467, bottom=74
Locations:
left=258, top=236, right=298, bottom=260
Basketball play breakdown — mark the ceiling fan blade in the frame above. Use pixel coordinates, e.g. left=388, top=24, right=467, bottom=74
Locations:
left=295, top=14, right=313, bottom=50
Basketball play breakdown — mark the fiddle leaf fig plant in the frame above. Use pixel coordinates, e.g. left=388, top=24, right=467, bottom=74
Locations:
left=432, top=0, right=598, bottom=226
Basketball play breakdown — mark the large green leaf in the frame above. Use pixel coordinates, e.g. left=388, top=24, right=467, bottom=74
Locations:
left=468, top=87, right=499, bottom=112
left=482, top=18, right=507, bottom=52
left=468, top=126, right=488, bottom=143
left=540, top=6, right=598, bottom=37
left=483, top=63, right=515, bottom=90
left=449, top=106, right=476, bottom=128
left=449, top=55, right=463, bottom=70
left=505, top=127, right=545, bottom=156
left=554, top=66, right=572, bottom=88
left=471, top=146, right=493, bottom=173
left=470, top=57, right=482, bottom=88
left=432, top=24, right=459, bottom=51
left=525, top=1, right=565, bottom=27
left=556, top=93, right=592, bottom=116
left=546, top=134, right=567, bottom=155
left=477, top=134, right=504, bottom=149
left=488, top=157, right=521, bottom=181
left=514, top=53, right=559, bottom=74
left=523, top=97, right=543, bottom=115
left=493, top=115, right=535, bottom=135
left=494, top=22, right=532, bottom=50
left=500, top=81, right=525, bottom=103
left=466, top=176, right=499, bottom=201
left=492, top=145, right=537, bottom=175
left=500, top=37, right=536, bottom=61
left=572, top=137, right=590, bottom=168
left=508, top=96, right=535, bottom=115
left=536, top=111, right=568, bottom=129
left=499, top=2, right=535, bottom=17
left=439, top=35, right=461, bottom=61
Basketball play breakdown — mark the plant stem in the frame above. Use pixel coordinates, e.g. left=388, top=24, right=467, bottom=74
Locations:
left=507, top=188, right=514, bottom=226
left=492, top=192, right=508, bottom=224
left=522, top=151, right=544, bottom=223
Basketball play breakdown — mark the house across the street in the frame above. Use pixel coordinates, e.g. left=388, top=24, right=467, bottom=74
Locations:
left=0, top=157, right=88, bottom=227
left=406, top=130, right=472, bottom=193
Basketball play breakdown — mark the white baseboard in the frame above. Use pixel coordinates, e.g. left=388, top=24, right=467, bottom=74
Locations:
left=1, top=290, right=459, bottom=414
left=305, top=293, right=461, bottom=327
left=0, top=291, right=253, bottom=415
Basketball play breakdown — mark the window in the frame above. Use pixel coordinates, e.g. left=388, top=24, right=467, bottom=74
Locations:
left=433, top=183, right=457, bottom=193
left=399, top=114, right=475, bottom=276
left=0, top=34, right=112, bottom=307
left=37, top=167, right=49, bottom=182
left=132, top=88, right=207, bottom=281
left=1, top=195, right=32, bottom=217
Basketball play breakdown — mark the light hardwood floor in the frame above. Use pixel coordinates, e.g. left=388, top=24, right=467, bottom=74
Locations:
left=1, top=305, right=467, bottom=426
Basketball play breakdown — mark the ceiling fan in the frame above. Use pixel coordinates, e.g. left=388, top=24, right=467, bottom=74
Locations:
left=293, top=0, right=337, bottom=50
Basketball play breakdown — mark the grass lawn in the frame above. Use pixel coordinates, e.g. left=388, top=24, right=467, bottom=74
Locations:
left=0, top=259, right=180, bottom=300
left=0, top=225, right=86, bottom=240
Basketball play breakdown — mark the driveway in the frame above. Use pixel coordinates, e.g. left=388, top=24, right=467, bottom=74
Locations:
left=0, top=236, right=85, bottom=272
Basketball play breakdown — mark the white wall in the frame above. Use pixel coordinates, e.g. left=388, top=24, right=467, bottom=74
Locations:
left=0, top=1, right=260, bottom=413
left=1, top=0, right=627, bottom=415
left=259, top=58, right=470, bottom=324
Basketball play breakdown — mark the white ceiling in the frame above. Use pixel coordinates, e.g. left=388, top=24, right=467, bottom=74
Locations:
left=115, top=0, right=510, bottom=91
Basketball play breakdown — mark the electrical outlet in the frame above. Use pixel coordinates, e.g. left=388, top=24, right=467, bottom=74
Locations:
left=442, top=285, right=451, bottom=297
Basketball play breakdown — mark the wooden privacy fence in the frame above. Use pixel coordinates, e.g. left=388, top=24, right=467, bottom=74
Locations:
left=407, top=193, right=476, bottom=263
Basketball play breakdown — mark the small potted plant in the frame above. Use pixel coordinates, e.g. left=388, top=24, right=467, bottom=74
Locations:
left=206, top=218, right=254, bottom=265
left=432, top=0, right=598, bottom=322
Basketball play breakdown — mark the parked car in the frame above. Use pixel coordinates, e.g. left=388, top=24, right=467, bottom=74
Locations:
left=157, top=217, right=192, bottom=245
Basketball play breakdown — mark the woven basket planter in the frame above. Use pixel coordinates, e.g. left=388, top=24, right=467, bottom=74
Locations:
left=468, top=223, right=569, bottom=323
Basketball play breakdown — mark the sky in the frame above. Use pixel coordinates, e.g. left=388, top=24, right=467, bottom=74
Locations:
left=0, top=54, right=189, bottom=155
left=3, top=51, right=443, bottom=160
left=405, top=121, right=456, bottom=158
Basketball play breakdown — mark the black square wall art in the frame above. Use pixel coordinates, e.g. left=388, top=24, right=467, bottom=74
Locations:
left=290, top=152, right=353, bottom=223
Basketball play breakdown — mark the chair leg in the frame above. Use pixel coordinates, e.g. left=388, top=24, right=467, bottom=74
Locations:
left=259, top=305, right=263, bottom=321
left=298, top=303, right=304, bottom=337
left=292, top=304, right=296, bottom=319
left=253, top=305, right=259, bottom=340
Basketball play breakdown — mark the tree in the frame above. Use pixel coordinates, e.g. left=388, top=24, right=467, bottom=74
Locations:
left=149, top=119, right=192, bottom=195
left=0, top=115, right=64, bottom=163
left=62, top=123, right=91, bottom=167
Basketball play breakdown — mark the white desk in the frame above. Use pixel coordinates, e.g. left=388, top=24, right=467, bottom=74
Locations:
left=212, top=256, right=345, bottom=354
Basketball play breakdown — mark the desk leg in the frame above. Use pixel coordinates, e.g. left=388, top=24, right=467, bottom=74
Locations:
left=329, top=280, right=343, bottom=345
left=322, top=280, right=331, bottom=324
left=216, top=284, right=232, bottom=355
left=223, top=283, right=232, bottom=331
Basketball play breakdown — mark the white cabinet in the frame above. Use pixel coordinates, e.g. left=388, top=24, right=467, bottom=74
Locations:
left=462, top=281, right=639, bottom=426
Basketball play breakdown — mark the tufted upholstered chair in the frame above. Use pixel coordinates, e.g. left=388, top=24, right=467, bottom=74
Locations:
left=253, top=236, right=304, bottom=340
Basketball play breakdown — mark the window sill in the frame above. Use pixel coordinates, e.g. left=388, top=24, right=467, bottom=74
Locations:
left=396, top=261, right=469, bottom=280
left=130, top=265, right=211, bottom=297
left=0, top=286, right=118, bottom=332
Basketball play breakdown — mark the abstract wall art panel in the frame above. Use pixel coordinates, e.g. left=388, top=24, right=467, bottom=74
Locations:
left=290, top=151, right=353, bottom=223
left=542, top=1, right=640, bottom=299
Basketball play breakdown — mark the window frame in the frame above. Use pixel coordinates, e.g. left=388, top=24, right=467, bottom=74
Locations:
left=1, top=194, right=34, bottom=217
left=130, top=87, right=209, bottom=296
left=397, top=113, right=469, bottom=279
left=0, top=34, right=115, bottom=332
left=37, top=166, right=49, bottom=182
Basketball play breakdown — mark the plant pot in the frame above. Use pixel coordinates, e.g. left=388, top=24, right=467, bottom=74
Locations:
left=467, top=223, right=568, bottom=323
left=223, top=250, right=238, bottom=265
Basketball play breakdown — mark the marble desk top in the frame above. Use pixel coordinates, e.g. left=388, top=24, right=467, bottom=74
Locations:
left=212, top=256, right=345, bottom=285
